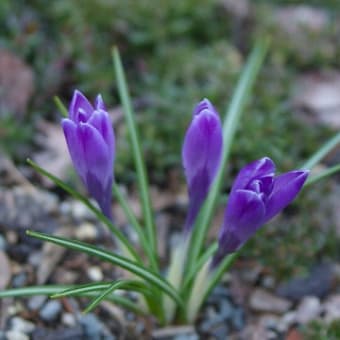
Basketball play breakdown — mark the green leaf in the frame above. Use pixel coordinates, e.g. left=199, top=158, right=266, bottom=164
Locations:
left=306, top=163, right=340, bottom=186
left=112, top=47, right=158, bottom=270
left=302, top=130, right=340, bottom=169
left=205, top=252, right=239, bottom=300
left=27, top=159, right=140, bottom=263
left=26, top=230, right=184, bottom=309
left=182, top=242, right=218, bottom=290
left=185, top=40, right=268, bottom=273
left=83, top=280, right=150, bottom=314
left=0, top=285, right=146, bottom=315
left=54, top=96, right=68, bottom=118
left=112, top=184, right=157, bottom=269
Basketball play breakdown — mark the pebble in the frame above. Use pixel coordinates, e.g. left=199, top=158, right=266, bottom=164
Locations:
left=80, top=314, right=115, bottom=340
left=277, top=311, right=297, bottom=332
left=323, top=294, right=340, bottom=323
left=0, top=233, right=6, bottom=250
left=5, top=331, right=29, bottom=340
left=75, top=223, right=97, bottom=240
left=87, top=266, right=104, bottom=281
left=39, top=300, right=62, bottom=322
left=10, top=317, right=35, bottom=334
left=277, top=263, right=334, bottom=300
left=296, top=296, right=321, bottom=324
left=232, top=307, right=245, bottom=330
left=28, top=296, right=46, bottom=310
left=250, top=288, right=292, bottom=313
left=61, top=313, right=77, bottom=327
left=12, top=272, right=27, bottom=288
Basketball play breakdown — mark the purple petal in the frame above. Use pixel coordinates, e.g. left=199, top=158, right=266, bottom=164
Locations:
left=69, top=90, right=94, bottom=122
left=184, top=167, right=210, bottom=231
left=86, top=172, right=113, bottom=219
left=215, top=189, right=266, bottom=263
left=231, top=157, right=275, bottom=192
left=182, top=106, right=222, bottom=185
left=264, top=170, right=309, bottom=222
left=182, top=100, right=222, bottom=230
left=95, top=94, right=106, bottom=111
left=87, top=110, right=115, bottom=165
left=62, top=119, right=87, bottom=181
left=224, top=189, right=266, bottom=239
left=193, top=98, right=218, bottom=117
left=78, top=123, right=113, bottom=187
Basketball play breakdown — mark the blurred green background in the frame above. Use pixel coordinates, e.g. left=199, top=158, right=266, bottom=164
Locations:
left=1, top=0, right=339, bottom=303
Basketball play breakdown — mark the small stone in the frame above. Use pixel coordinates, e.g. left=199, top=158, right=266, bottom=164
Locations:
left=209, top=324, right=229, bottom=339
left=219, top=300, right=234, bottom=320
left=296, top=296, right=321, bottom=324
left=232, top=307, right=245, bottom=330
left=277, top=311, right=297, bottom=332
left=261, top=275, right=276, bottom=289
left=5, top=331, right=29, bottom=340
left=323, top=294, right=340, bottom=323
left=28, top=296, right=47, bottom=310
left=0, top=250, right=11, bottom=289
left=39, top=300, right=62, bottom=322
left=62, top=313, right=77, bottom=327
left=250, top=289, right=292, bottom=313
left=259, top=314, right=280, bottom=330
left=10, top=317, right=35, bottom=334
left=75, top=223, right=97, bottom=240
left=87, top=266, right=104, bottom=282
left=80, top=314, right=103, bottom=340
left=12, top=272, right=27, bottom=288
left=277, top=263, right=334, bottom=301
left=0, top=233, right=6, bottom=250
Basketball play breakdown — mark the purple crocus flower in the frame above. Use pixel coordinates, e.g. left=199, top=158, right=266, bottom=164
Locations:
left=182, top=99, right=223, bottom=232
left=62, top=90, right=115, bottom=219
left=212, top=157, right=309, bottom=266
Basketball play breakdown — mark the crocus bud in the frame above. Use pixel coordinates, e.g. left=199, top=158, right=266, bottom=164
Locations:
left=213, top=157, right=309, bottom=266
left=62, top=90, right=115, bottom=219
left=182, top=99, right=223, bottom=232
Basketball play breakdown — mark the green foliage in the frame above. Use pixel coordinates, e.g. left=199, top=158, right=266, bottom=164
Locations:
left=302, top=320, right=340, bottom=340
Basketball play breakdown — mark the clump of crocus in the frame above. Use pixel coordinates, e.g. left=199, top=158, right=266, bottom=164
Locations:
left=212, top=157, right=309, bottom=266
left=182, top=99, right=223, bottom=232
left=62, top=90, right=115, bottom=219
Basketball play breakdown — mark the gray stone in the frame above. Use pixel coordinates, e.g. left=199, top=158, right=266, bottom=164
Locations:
left=277, top=263, right=334, bottom=301
left=5, top=331, right=29, bottom=340
left=39, top=300, right=62, bottom=322
left=323, top=294, right=340, bottom=323
left=10, top=317, right=35, bottom=334
left=277, top=311, right=297, bottom=332
left=296, top=296, right=321, bottom=324
left=250, top=289, right=292, bottom=313
left=232, top=307, right=245, bottom=330
left=28, top=295, right=46, bottom=310
left=12, top=273, right=27, bottom=288
left=0, top=233, right=6, bottom=250
left=79, top=314, right=103, bottom=340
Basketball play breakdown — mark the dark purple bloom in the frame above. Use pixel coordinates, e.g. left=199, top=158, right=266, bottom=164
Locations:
left=182, top=99, right=223, bottom=232
left=213, top=157, right=309, bottom=266
left=62, top=90, right=115, bottom=219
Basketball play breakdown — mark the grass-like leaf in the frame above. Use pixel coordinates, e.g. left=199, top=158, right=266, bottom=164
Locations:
left=112, top=184, right=157, bottom=269
left=302, top=130, right=340, bottom=170
left=26, top=230, right=184, bottom=309
left=306, top=163, right=340, bottom=186
left=112, top=47, right=157, bottom=270
left=0, top=285, right=146, bottom=315
left=83, top=280, right=149, bottom=314
left=27, top=159, right=139, bottom=262
left=185, top=40, right=268, bottom=273
left=54, top=96, right=68, bottom=118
